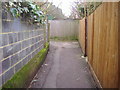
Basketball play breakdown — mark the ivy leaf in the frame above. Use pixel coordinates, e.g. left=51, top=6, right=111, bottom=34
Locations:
left=8, top=1, right=14, bottom=7
left=10, top=8, right=19, bottom=17
left=8, top=2, right=45, bottom=24
left=18, top=2, right=21, bottom=6
left=23, top=7, right=29, bottom=13
left=9, top=1, right=17, bottom=7
left=17, top=7, right=23, bottom=13
left=29, top=3, right=36, bottom=10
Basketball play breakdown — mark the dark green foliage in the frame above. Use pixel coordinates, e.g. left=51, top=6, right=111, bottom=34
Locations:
left=73, top=2, right=102, bottom=19
left=50, top=36, right=78, bottom=41
left=86, top=2, right=102, bottom=16
left=3, top=1, right=45, bottom=24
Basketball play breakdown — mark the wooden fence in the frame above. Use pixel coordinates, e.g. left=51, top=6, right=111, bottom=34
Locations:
left=78, top=2, right=119, bottom=88
left=49, top=20, right=79, bottom=39
left=79, top=18, right=85, bottom=54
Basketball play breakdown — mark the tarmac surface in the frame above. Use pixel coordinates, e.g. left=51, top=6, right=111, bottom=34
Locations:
left=29, top=41, right=97, bottom=88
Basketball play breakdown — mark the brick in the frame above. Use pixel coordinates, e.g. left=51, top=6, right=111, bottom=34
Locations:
left=12, top=33, right=18, bottom=43
left=13, top=19, right=22, bottom=32
left=33, top=45, right=35, bottom=51
left=22, top=40, right=29, bottom=49
left=25, top=48, right=29, bottom=56
left=38, top=36, right=41, bottom=41
left=37, top=37, right=39, bottom=42
left=3, top=45, right=13, bottom=58
left=27, top=54, right=31, bottom=62
left=2, top=34, right=9, bottom=46
left=26, top=40, right=30, bottom=47
left=31, top=31, right=34, bottom=37
left=0, top=62, right=2, bottom=75
left=34, top=43, right=37, bottom=49
left=32, top=38, right=34, bottom=44
left=8, top=33, right=14, bottom=44
left=37, top=30, right=41, bottom=35
left=2, top=10, right=7, bottom=20
left=0, top=48, right=3, bottom=61
left=21, top=41, right=25, bottom=49
left=0, top=34, right=2, bottom=47
left=23, top=32, right=26, bottom=39
left=35, top=31, right=38, bottom=36
left=14, top=61, right=22, bottom=73
left=38, top=42, right=41, bottom=46
left=18, top=32, right=23, bottom=41
left=41, top=45, right=44, bottom=49
left=21, top=50, right=26, bottom=60
left=29, top=39, right=32, bottom=45
left=2, top=21, right=11, bottom=32
left=26, top=47, right=31, bottom=55
left=14, top=43, right=20, bottom=53
left=2, top=67, right=14, bottom=84
left=22, top=57, right=28, bottom=66
left=11, top=54, right=18, bottom=66
left=29, top=31, right=33, bottom=37
left=19, top=51, right=23, bottom=61
left=35, top=49, right=38, bottom=55
left=37, top=48, right=40, bottom=53
left=18, top=52, right=22, bottom=60
left=32, top=30, right=35, bottom=36
left=0, top=75, right=2, bottom=87
left=35, top=43, right=38, bottom=49
left=17, top=43, right=22, bottom=51
left=32, top=51, right=36, bottom=58
left=31, top=45, right=34, bottom=52
left=13, top=43, right=21, bottom=54
left=25, top=32, right=29, bottom=39
left=2, top=57, right=11, bottom=73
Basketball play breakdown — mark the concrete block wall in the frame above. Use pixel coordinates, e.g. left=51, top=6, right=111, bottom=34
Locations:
left=0, top=10, right=47, bottom=87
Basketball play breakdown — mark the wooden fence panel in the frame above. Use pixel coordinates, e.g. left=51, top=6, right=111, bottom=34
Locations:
left=93, top=3, right=118, bottom=88
left=79, top=18, right=85, bottom=53
left=49, top=20, right=79, bottom=38
left=79, top=2, right=119, bottom=88
left=87, top=14, right=94, bottom=66
left=92, top=4, right=105, bottom=86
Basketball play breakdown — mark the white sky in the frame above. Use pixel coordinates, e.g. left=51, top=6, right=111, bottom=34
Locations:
left=47, top=0, right=120, bottom=17
left=48, top=0, right=77, bottom=17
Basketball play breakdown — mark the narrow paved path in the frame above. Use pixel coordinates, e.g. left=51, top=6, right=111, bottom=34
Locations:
left=29, top=41, right=97, bottom=88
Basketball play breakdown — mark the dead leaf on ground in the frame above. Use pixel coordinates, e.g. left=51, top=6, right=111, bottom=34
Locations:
left=44, top=64, right=48, bottom=66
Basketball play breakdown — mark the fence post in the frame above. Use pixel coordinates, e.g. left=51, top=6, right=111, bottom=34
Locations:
left=118, top=2, right=120, bottom=88
left=84, top=3, right=88, bottom=57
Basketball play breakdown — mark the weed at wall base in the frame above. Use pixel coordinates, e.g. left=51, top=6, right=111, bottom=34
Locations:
left=1, top=43, right=49, bottom=89
left=50, top=36, right=78, bottom=41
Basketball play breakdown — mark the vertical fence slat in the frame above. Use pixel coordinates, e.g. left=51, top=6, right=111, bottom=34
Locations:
left=87, top=13, right=94, bottom=66
left=79, top=18, right=85, bottom=54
